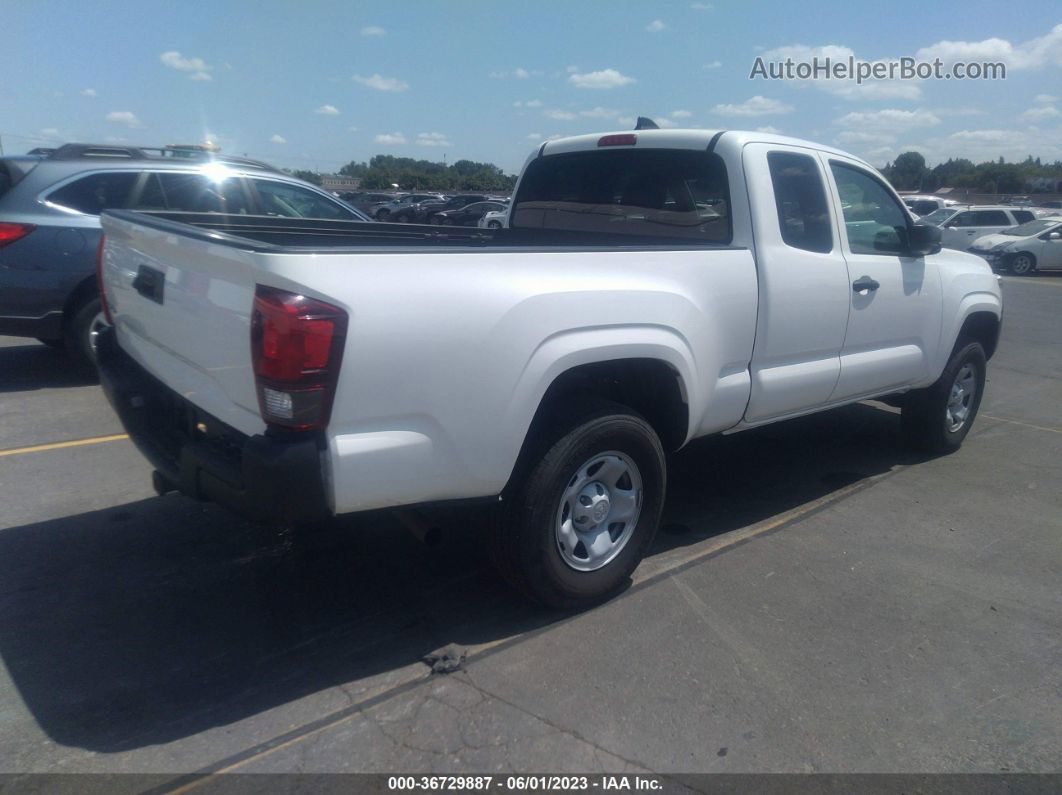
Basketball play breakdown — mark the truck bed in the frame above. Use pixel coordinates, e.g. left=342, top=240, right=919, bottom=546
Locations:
left=103, top=210, right=745, bottom=253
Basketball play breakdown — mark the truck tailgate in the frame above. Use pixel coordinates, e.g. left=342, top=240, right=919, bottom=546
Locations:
left=99, top=213, right=265, bottom=437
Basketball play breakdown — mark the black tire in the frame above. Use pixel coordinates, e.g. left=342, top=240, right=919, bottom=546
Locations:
left=429, top=215, right=443, bottom=225
left=1008, top=252, right=1035, bottom=275
left=491, top=399, right=666, bottom=608
left=36, top=337, right=65, bottom=350
left=901, top=341, right=986, bottom=454
left=487, top=220, right=503, bottom=229
left=64, top=296, right=106, bottom=378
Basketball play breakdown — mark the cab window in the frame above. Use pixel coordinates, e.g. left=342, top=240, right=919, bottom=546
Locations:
left=829, top=161, right=909, bottom=255
left=767, top=151, right=832, bottom=253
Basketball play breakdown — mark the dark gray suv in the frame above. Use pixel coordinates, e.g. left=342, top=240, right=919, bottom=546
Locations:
left=0, top=143, right=369, bottom=374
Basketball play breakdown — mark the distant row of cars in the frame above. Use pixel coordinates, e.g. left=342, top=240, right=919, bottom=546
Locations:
left=901, top=195, right=1062, bottom=274
left=338, top=190, right=509, bottom=227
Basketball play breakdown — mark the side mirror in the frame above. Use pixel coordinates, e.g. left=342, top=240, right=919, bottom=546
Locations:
left=907, top=223, right=942, bottom=257
left=1049, top=231, right=1062, bottom=241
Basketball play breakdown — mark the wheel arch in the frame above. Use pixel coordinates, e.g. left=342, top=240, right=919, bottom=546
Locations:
left=62, top=274, right=100, bottom=325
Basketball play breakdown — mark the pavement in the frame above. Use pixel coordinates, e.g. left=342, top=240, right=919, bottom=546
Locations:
left=0, top=274, right=1059, bottom=781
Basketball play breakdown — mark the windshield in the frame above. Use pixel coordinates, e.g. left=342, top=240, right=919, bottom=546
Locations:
left=921, top=208, right=956, bottom=226
left=1003, top=219, right=1061, bottom=236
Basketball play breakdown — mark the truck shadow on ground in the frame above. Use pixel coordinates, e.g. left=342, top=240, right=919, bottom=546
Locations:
left=0, top=401, right=919, bottom=754
left=0, top=343, right=95, bottom=393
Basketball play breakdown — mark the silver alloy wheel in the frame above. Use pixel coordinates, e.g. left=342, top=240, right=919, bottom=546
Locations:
left=1010, top=254, right=1033, bottom=275
left=945, top=362, right=977, bottom=433
left=87, top=312, right=109, bottom=358
left=555, top=451, right=642, bottom=572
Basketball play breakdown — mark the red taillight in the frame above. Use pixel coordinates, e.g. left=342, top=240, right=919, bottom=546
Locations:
left=95, top=235, right=114, bottom=324
left=0, top=222, right=35, bottom=248
left=251, top=285, right=348, bottom=431
left=598, top=134, right=637, bottom=147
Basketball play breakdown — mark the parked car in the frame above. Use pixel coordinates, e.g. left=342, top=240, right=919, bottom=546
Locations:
left=430, top=200, right=508, bottom=226
left=967, top=216, right=1062, bottom=274
left=0, top=142, right=369, bottom=373
left=371, top=193, right=444, bottom=221
left=97, top=128, right=1000, bottom=607
left=339, top=191, right=399, bottom=214
left=902, top=195, right=959, bottom=216
left=920, top=205, right=1036, bottom=249
left=478, top=207, right=510, bottom=229
left=1036, top=200, right=1062, bottom=209
left=418, top=194, right=495, bottom=224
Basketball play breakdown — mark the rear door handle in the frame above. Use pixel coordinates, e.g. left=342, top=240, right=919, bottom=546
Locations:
left=852, top=276, right=880, bottom=293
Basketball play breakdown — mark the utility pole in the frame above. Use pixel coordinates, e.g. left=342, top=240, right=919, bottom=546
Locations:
left=0, top=135, right=5, bottom=157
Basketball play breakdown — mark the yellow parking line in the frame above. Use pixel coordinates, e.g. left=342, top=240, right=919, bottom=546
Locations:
left=1001, top=276, right=1062, bottom=287
left=0, top=433, right=129, bottom=458
left=982, top=414, right=1062, bottom=435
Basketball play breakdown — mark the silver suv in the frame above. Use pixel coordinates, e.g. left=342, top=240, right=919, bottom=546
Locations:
left=0, top=143, right=369, bottom=374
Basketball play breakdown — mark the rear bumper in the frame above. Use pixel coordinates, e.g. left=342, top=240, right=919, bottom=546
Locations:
left=0, top=311, right=63, bottom=340
left=96, top=327, right=332, bottom=523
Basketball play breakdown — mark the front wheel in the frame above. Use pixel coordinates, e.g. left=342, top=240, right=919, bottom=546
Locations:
left=1009, top=253, right=1035, bottom=275
left=487, top=220, right=503, bottom=229
left=491, top=400, right=666, bottom=607
left=901, top=341, right=986, bottom=454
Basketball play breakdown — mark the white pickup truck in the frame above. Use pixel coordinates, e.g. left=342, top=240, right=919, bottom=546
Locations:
left=97, top=129, right=1002, bottom=606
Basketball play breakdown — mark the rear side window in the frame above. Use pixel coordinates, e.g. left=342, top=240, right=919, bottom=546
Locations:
left=1011, top=210, right=1035, bottom=224
left=46, top=172, right=137, bottom=215
left=133, top=172, right=250, bottom=214
left=910, top=200, right=939, bottom=216
left=511, top=148, right=731, bottom=242
left=971, top=210, right=1010, bottom=226
left=767, top=151, right=832, bottom=253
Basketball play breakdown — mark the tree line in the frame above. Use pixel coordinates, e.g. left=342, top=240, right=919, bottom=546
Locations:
left=882, top=152, right=1062, bottom=194
left=289, top=155, right=518, bottom=192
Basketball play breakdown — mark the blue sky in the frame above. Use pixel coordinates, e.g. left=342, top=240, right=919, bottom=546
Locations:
left=5, top=0, right=1062, bottom=174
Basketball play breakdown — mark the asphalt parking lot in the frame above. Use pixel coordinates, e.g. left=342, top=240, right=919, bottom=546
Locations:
left=0, top=275, right=1059, bottom=782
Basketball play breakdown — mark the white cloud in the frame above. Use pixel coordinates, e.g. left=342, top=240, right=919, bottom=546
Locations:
left=347, top=126, right=359, bottom=132
left=493, top=67, right=542, bottom=79
left=916, top=26, right=1062, bottom=70
left=655, top=117, right=679, bottom=128
left=353, top=73, right=410, bottom=92
left=106, top=111, right=142, bottom=128
left=703, top=61, right=722, bottom=70
left=760, top=43, right=922, bottom=101
left=39, top=128, right=61, bottom=139
left=527, top=133, right=543, bottom=141
left=374, top=132, right=406, bottom=145
left=566, top=65, right=579, bottom=73
left=580, top=107, right=621, bottom=119
left=835, top=108, right=941, bottom=132
left=1021, top=105, right=1061, bottom=121
left=1035, top=93, right=1058, bottom=104
left=712, top=95, right=794, bottom=117
left=617, top=116, right=636, bottom=127
left=360, top=25, right=386, bottom=37
left=80, top=88, right=96, bottom=97
left=514, top=99, right=544, bottom=108
left=416, top=132, right=452, bottom=147
left=756, top=125, right=782, bottom=134
left=160, top=50, right=213, bottom=81
left=545, top=109, right=577, bottom=120
left=315, top=104, right=340, bottom=115
left=646, top=20, right=666, bottom=33
left=690, top=2, right=713, bottom=8
left=514, top=67, right=530, bottom=79
left=270, top=134, right=287, bottom=144
left=569, top=68, right=636, bottom=89
left=671, top=110, right=693, bottom=119
left=835, top=130, right=896, bottom=146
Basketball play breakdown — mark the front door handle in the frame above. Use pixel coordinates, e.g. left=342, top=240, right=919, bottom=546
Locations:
left=852, top=276, right=880, bottom=293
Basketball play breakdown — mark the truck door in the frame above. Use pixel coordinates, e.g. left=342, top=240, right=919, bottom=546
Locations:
left=742, top=143, right=851, bottom=422
left=822, top=156, right=943, bottom=401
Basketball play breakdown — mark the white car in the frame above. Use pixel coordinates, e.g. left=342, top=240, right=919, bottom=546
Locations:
left=478, top=206, right=509, bottom=229
left=97, top=128, right=1001, bottom=606
left=902, top=195, right=959, bottom=216
left=968, top=216, right=1062, bottom=274
left=920, top=205, right=1038, bottom=250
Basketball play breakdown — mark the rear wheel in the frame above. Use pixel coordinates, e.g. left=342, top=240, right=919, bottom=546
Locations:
left=901, top=341, right=986, bottom=454
left=1009, top=253, right=1035, bottom=275
left=491, top=399, right=666, bottom=608
left=64, top=296, right=107, bottom=378
left=487, top=220, right=503, bottom=229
